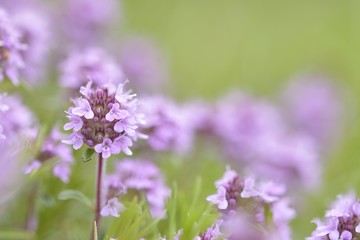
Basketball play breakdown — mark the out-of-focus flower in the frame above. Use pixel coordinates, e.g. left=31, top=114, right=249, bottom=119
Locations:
left=63, top=0, right=120, bottom=45
left=140, top=96, right=195, bottom=155
left=0, top=93, right=37, bottom=141
left=59, top=47, right=124, bottom=89
left=0, top=93, right=38, bottom=203
left=14, top=9, right=50, bottom=84
left=212, top=92, right=321, bottom=189
left=105, top=159, right=170, bottom=218
left=63, top=81, right=145, bottom=158
left=284, top=75, right=342, bottom=146
left=193, top=220, right=223, bottom=240
left=0, top=7, right=26, bottom=85
left=207, top=168, right=296, bottom=239
left=307, top=192, right=360, bottom=240
left=100, top=197, right=124, bottom=218
left=24, top=127, right=74, bottom=183
left=119, top=37, right=168, bottom=92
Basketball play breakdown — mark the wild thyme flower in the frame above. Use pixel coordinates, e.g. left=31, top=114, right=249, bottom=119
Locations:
left=0, top=7, right=26, bottom=85
left=120, top=37, right=168, bottom=91
left=207, top=167, right=296, bottom=239
left=307, top=192, right=360, bottom=240
left=24, top=127, right=74, bottom=183
left=59, top=47, right=124, bottom=89
left=63, top=81, right=145, bottom=158
left=213, top=93, right=320, bottom=188
left=193, top=220, right=223, bottom=240
left=103, top=159, right=170, bottom=218
left=14, top=9, right=49, bottom=84
left=63, top=0, right=119, bottom=44
left=140, top=96, right=195, bottom=154
left=0, top=93, right=37, bottom=141
left=284, top=75, right=341, bottom=146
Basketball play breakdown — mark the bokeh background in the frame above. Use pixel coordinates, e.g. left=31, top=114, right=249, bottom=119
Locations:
left=121, top=1, right=360, bottom=239
left=2, top=1, right=360, bottom=239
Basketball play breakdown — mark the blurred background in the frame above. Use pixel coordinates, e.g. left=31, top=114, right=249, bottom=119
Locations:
left=121, top=1, right=360, bottom=239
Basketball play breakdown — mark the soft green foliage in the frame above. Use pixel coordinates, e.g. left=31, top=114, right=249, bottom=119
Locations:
left=58, top=190, right=93, bottom=209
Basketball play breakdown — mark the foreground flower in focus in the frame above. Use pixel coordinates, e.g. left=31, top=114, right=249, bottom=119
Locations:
left=0, top=7, right=26, bottom=85
left=103, top=159, right=170, bottom=218
left=307, top=192, right=360, bottom=240
left=63, top=81, right=145, bottom=158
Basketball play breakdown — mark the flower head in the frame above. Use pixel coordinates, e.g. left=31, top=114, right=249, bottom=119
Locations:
left=307, top=192, right=360, bottom=240
left=14, top=9, right=49, bottom=84
left=25, top=127, right=74, bottom=183
left=0, top=7, right=26, bottom=85
left=140, top=96, right=195, bottom=154
left=105, top=159, right=170, bottom=218
left=59, top=47, right=124, bottom=89
left=207, top=168, right=296, bottom=239
left=63, top=81, right=145, bottom=158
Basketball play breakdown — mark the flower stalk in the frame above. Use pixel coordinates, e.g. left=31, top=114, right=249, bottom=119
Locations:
left=91, top=153, right=104, bottom=240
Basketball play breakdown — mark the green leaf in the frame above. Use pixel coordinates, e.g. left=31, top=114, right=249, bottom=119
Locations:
left=82, top=148, right=95, bottom=162
left=58, top=190, right=93, bottom=209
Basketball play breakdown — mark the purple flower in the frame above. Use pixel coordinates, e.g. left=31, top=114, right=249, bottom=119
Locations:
left=206, top=186, right=228, bottom=210
left=72, top=98, right=94, bottom=119
left=59, top=47, right=124, bottom=89
left=194, top=220, right=222, bottom=240
left=0, top=7, right=26, bottom=85
left=283, top=74, right=342, bottom=146
left=112, top=136, right=133, bottom=156
left=62, top=132, right=83, bottom=150
left=139, top=96, right=195, bottom=154
left=63, top=0, right=120, bottom=44
left=25, top=127, right=74, bottom=183
left=14, top=9, right=50, bottom=84
left=0, top=93, right=37, bottom=141
left=105, top=159, right=170, bottom=218
left=100, top=197, right=124, bottom=218
left=207, top=168, right=295, bottom=239
left=119, top=37, right=168, bottom=91
left=105, top=103, right=129, bottom=121
left=64, top=112, right=83, bottom=131
left=307, top=192, right=360, bottom=240
left=94, top=138, right=118, bottom=159
left=63, top=81, right=145, bottom=158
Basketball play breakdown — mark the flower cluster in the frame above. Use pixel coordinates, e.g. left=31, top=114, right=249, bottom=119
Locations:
left=207, top=167, right=296, bottom=239
left=119, top=37, right=168, bottom=91
left=307, top=192, right=360, bottom=240
left=59, top=47, right=124, bottom=89
left=211, top=92, right=320, bottom=188
left=63, top=0, right=119, bottom=44
left=102, top=159, right=170, bottom=218
left=0, top=7, right=26, bottom=85
left=140, top=96, right=195, bottom=155
left=0, top=93, right=37, bottom=141
left=284, top=74, right=341, bottom=146
left=193, top=221, right=223, bottom=240
left=24, top=127, right=74, bottom=183
left=14, top=9, right=49, bottom=83
left=63, top=81, right=145, bottom=158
